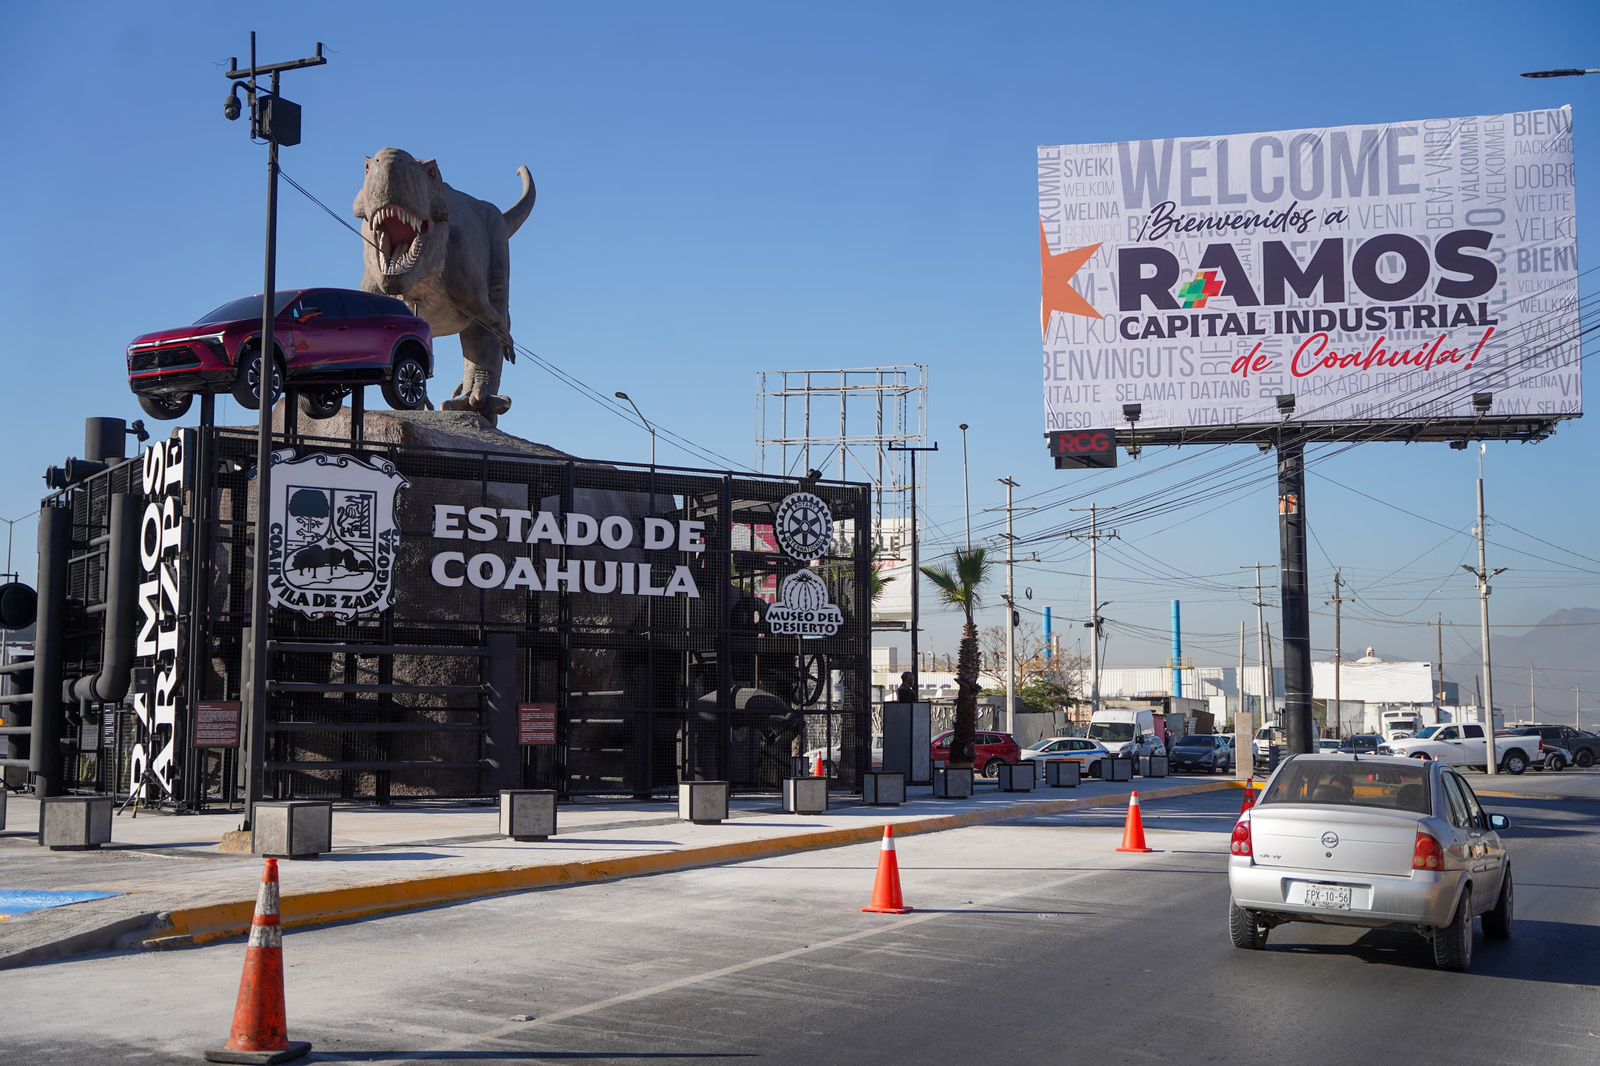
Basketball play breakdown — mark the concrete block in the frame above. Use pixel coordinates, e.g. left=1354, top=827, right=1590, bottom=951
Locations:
left=862, top=771, right=905, bottom=806
left=678, top=780, right=729, bottom=824
left=253, top=800, right=332, bottom=859
left=996, top=762, right=1036, bottom=793
left=1045, top=759, right=1081, bottom=788
left=39, top=795, right=112, bottom=850
left=1102, top=756, right=1133, bottom=783
left=932, top=766, right=973, bottom=799
left=499, top=789, right=557, bottom=841
left=782, top=777, right=829, bottom=815
left=0, top=786, right=6, bottom=831
left=1142, top=755, right=1170, bottom=778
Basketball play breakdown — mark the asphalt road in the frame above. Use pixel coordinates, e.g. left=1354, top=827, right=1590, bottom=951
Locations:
left=4, top=790, right=1598, bottom=1065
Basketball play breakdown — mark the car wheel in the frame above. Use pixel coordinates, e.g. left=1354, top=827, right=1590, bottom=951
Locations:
left=1410, top=752, right=1432, bottom=761
left=1577, top=749, right=1595, bottom=769
left=1483, top=868, right=1513, bottom=941
left=1228, top=900, right=1268, bottom=950
left=137, top=393, right=193, bottom=421
left=1501, top=751, right=1527, bottom=775
left=382, top=349, right=430, bottom=411
left=1431, top=887, right=1474, bottom=972
left=232, top=347, right=284, bottom=410
left=298, top=387, right=347, bottom=420
left=1547, top=753, right=1567, bottom=772
left=982, top=758, right=1002, bottom=779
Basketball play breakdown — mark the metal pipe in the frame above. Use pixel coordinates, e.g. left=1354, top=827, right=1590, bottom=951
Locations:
left=69, top=494, right=138, bottom=703
left=30, top=507, right=71, bottom=795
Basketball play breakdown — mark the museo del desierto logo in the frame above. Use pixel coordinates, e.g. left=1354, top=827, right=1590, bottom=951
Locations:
left=266, top=450, right=409, bottom=620
left=766, top=569, right=843, bottom=638
left=774, top=491, right=833, bottom=561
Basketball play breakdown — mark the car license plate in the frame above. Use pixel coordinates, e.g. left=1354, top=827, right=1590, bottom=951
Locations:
left=1304, top=884, right=1352, bottom=910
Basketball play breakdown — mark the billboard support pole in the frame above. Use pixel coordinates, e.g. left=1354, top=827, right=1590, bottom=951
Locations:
left=1277, top=439, right=1314, bottom=755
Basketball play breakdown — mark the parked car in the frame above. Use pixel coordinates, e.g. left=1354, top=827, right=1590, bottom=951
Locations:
left=930, top=730, right=1021, bottom=778
left=1502, top=725, right=1598, bottom=769
left=1227, top=753, right=1513, bottom=971
left=1316, top=739, right=1343, bottom=753
left=1381, top=723, right=1545, bottom=775
left=1018, top=736, right=1112, bottom=778
left=1338, top=734, right=1384, bottom=754
left=1252, top=722, right=1321, bottom=771
left=1169, top=734, right=1234, bottom=774
left=1087, top=708, right=1165, bottom=759
left=126, top=288, right=434, bottom=421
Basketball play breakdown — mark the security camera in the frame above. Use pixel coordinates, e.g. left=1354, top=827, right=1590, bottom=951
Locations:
left=224, top=88, right=243, bottom=121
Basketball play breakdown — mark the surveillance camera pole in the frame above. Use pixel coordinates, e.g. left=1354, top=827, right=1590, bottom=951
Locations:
left=225, top=33, right=326, bottom=832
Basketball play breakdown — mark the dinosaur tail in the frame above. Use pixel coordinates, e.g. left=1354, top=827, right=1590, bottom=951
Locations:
left=502, top=165, right=537, bottom=237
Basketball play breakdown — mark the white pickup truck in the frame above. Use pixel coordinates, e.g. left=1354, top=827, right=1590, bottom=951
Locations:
left=1383, top=723, right=1544, bottom=775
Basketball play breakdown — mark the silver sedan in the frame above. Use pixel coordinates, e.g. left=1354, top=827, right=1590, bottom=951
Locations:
left=1226, top=753, right=1513, bottom=971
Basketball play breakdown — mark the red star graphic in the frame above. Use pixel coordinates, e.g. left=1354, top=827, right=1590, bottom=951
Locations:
left=1040, top=223, right=1103, bottom=334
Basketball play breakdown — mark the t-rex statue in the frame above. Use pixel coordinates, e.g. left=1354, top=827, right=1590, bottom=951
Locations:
left=354, top=148, right=535, bottom=424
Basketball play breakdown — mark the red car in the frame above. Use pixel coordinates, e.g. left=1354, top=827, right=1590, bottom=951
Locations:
left=126, top=287, right=433, bottom=421
left=930, top=729, right=1022, bottom=777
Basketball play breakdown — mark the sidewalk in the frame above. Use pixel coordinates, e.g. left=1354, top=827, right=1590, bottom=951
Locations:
left=0, top=775, right=1233, bottom=969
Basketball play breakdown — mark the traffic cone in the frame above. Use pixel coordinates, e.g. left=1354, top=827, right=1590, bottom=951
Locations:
left=205, top=858, right=311, bottom=1064
left=812, top=752, right=826, bottom=778
left=1240, top=777, right=1256, bottom=814
left=861, top=824, right=912, bottom=914
left=1116, top=790, right=1154, bottom=854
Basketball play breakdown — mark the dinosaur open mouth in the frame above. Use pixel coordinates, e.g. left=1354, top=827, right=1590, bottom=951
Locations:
left=371, top=205, right=429, bottom=276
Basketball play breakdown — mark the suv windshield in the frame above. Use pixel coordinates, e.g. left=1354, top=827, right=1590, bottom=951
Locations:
left=195, top=292, right=297, bottom=325
left=1087, top=723, right=1134, bottom=743
left=1174, top=736, right=1212, bottom=749
left=1262, top=760, right=1431, bottom=814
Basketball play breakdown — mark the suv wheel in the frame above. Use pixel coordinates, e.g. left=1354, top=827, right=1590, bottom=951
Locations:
left=232, top=348, right=284, bottom=410
left=382, top=350, right=429, bottom=411
left=299, top=387, right=347, bottom=420
left=1577, top=749, right=1595, bottom=769
left=982, top=758, right=1002, bottom=779
left=1501, top=751, right=1527, bottom=775
left=138, top=393, right=193, bottom=421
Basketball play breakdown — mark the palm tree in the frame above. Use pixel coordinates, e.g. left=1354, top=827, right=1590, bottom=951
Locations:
left=920, top=548, right=990, bottom=768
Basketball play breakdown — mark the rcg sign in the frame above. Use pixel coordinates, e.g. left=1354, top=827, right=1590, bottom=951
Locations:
left=1047, top=429, right=1118, bottom=469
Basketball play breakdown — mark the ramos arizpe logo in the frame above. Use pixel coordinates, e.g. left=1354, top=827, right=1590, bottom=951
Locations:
left=266, top=450, right=409, bottom=620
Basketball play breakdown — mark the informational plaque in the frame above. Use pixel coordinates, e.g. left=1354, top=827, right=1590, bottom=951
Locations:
left=518, top=703, right=557, bottom=746
left=194, top=701, right=242, bottom=749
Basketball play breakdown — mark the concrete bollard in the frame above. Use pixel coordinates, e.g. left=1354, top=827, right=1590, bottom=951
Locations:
left=1045, top=760, right=1081, bottom=788
left=253, top=800, right=332, bottom=859
left=862, top=771, right=905, bottom=807
left=1102, top=756, right=1133, bottom=783
left=499, top=789, right=558, bottom=841
left=678, top=780, right=730, bottom=825
left=996, top=762, right=1036, bottom=793
left=932, top=766, right=974, bottom=799
left=783, top=777, right=829, bottom=814
left=0, top=786, right=6, bottom=831
left=40, top=795, right=113, bottom=850
left=1141, top=755, right=1170, bottom=778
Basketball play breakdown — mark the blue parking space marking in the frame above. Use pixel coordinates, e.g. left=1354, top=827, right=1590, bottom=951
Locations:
left=0, top=889, right=120, bottom=920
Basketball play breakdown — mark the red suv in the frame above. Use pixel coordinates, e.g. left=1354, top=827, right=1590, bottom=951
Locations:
left=126, top=288, right=433, bottom=421
left=930, top=730, right=1022, bottom=777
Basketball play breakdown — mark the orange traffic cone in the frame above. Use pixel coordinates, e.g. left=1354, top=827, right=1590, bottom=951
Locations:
left=1240, top=777, right=1256, bottom=814
left=812, top=752, right=826, bottom=778
left=205, top=858, right=311, bottom=1064
left=1116, top=790, right=1154, bottom=854
left=861, top=824, right=913, bottom=914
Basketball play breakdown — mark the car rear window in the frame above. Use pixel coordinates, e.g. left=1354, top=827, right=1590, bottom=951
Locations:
left=1260, top=760, right=1430, bottom=814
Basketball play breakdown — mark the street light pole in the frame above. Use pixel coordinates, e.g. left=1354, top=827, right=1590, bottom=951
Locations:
left=959, top=423, right=971, bottom=551
left=1463, top=446, right=1505, bottom=775
left=889, top=441, right=937, bottom=696
left=614, top=391, right=656, bottom=468
left=225, top=34, right=326, bottom=832
left=1521, top=67, right=1600, bottom=78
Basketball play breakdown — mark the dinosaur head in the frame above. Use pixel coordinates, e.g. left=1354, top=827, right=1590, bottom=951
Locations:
left=353, top=148, right=450, bottom=296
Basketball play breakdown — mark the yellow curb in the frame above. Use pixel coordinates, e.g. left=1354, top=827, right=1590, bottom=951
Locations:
left=154, top=780, right=1234, bottom=948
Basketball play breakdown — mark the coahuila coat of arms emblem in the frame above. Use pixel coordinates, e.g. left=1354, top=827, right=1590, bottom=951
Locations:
left=266, top=450, right=409, bottom=620
left=766, top=569, right=843, bottom=638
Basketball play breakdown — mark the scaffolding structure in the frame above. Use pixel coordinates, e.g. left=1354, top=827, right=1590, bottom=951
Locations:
left=755, top=366, right=928, bottom=628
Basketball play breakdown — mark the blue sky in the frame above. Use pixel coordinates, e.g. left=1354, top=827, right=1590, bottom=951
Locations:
left=3, top=0, right=1598, bottom=701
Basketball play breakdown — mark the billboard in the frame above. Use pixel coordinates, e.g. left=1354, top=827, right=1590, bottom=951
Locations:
left=1039, top=109, right=1580, bottom=437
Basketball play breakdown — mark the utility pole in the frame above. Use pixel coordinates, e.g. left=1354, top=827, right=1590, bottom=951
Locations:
left=1069, top=505, right=1117, bottom=717
left=1242, top=563, right=1276, bottom=727
left=225, top=34, right=327, bottom=832
left=1529, top=664, right=1536, bottom=722
left=1238, top=621, right=1248, bottom=725
left=1000, top=477, right=1018, bottom=735
left=888, top=441, right=938, bottom=698
left=959, top=423, right=971, bottom=551
left=1577, top=684, right=1583, bottom=730
left=1436, top=614, right=1446, bottom=711
left=1326, top=568, right=1350, bottom=738
left=1461, top=445, right=1505, bottom=774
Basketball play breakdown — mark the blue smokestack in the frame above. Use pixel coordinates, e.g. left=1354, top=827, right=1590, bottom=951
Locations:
left=1044, top=606, right=1053, bottom=660
left=1171, top=599, right=1182, bottom=698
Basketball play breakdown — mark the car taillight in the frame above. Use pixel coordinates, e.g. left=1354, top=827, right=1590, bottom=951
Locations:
left=1412, top=831, right=1444, bottom=871
left=1230, top=819, right=1252, bottom=856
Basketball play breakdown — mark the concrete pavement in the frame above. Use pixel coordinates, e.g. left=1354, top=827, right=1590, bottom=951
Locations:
left=2, top=788, right=1595, bottom=1065
left=0, top=773, right=1235, bottom=969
